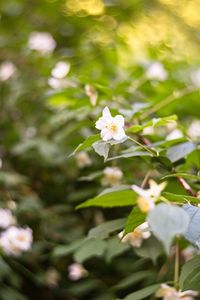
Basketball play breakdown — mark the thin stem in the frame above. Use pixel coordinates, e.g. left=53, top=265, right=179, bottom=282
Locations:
left=128, top=136, right=157, bottom=156
left=177, top=177, right=196, bottom=196
left=141, top=170, right=152, bottom=188
left=140, top=87, right=197, bottom=120
left=174, top=239, right=180, bottom=290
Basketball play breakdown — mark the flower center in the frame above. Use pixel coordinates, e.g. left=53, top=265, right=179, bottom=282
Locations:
left=18, top=234, right=26, bottom=242
left=107, top=123, right=117, bottom=132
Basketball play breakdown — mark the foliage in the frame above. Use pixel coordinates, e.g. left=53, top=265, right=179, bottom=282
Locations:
left=1, top=0, right=200, bottom=299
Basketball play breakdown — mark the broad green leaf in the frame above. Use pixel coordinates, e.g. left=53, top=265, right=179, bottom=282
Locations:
left=147, top=203, right=190, bottom=253
left=180, top=255, right=200, bottom=291
left=106, top=236, right=130, bottom=262
left=113, top=271, right=156, bottom=291
left=167, top=142, right=196, bottom=163
left=122, top=284, right=160, bottom=300
left=108, top=151, right=152, bottom=161
left=79, top=171, right=102, bottom=181
left=74, top=239, right=107, bottom=263
left=183, top=204, right=200, bottom=248
left=127, top=115, right=177, bottom=133
left=70, top=134, right=100, bottom=156
left=76, top=190, right=137, bottom=209
left=134, top=236, right=163, bottom=263
left=52, top=238, right=86, bottom=257
left=124, top=208, right=145, bottom=236
left=162, top=173, right=200, bottom=181
left=92, top=140, right=110, bottom=161
left=88, top=218, right=126, bottom=239
left=162, top=192, right=199, bottom=204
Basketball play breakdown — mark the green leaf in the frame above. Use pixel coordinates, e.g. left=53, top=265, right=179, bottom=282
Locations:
left=107, top=151, right=152, bottom=161
left=92, top=140, right=110, bottom=161
left=88, top=218, right=126, bottom=239
left=162, top=173, right=200, bottom=181
left=76, top=190, right=137, bottom=209
left=122, top=284, right=160, bottom=300
left=167, top=142, right=196, bottom=163
left=70, top=134, right=100, bottom=156
left=74, top=239, right=107, bottom=263
left=180, top=255, right=200, bottom=291
left=162, top=192, right=199, bottom=204
left=134, top=236, right=163, bottom=263
left=52, top=238, right=86, bottom=257
left=113, top=271, right=156, bottom=291
left=147, top=203, right=190, bottom=253
left=106, top=236, right=130, bottom=262
left=127, top=115, right=177, bottom=133
left=124, top=208, right=145, bottom=236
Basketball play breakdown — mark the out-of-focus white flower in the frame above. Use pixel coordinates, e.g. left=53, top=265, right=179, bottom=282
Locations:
left=95, top=107, right=126, bottom=141
left=191, top=70, right=200, bottom=87
left=142, top=126, right=155, bottom=135
left=0, top=209, right=16, bottom=229
left=51, top=61, right=70, bottom=79
left=146, top=62, right=168, bottom=81
left=132, top=180, right=167, bottom=213
left=155, top=284, right=198, bottom=300
left=46, top=268, right=60, bottom=288
left=187, top=120, right=200, bottom=140
left=0, top=61, right=16, bottom=81
left=75, top=151, right=92, bottom=168
left=68, top=263, right=88, bottom=281
left=166, top=129, right=183, bottom=141
left=0, top=226, right=33, bottom=256
left=101, top=166, right=123, bottom=186
left=182, top=246, right=198, bottom=262
left=85, top=84, right=98, bottom=106
left=119, top=222, right=151, bottom=248
left=28, top=32, right=56, bottom=55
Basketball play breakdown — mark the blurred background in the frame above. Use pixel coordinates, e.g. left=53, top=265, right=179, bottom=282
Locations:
left=0, top=0, right=200, bottom=299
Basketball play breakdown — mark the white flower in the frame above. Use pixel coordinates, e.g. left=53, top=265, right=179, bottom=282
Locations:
left=95, top=107, right=126, bottom=142
left=132, top=180, right=167, bottom=213
left=0, top=209, right=16, bottom=229
left=28, top=32, right=56, bottom=55
left=85, top=84, right=98, bottom=106
left=48, top=77, right=68, bottom=89
left=155, top=284, right=198, bottom=300
left=119, top=222, right=151, bottom=248
left=102, top=166, right=123, bottom=186
left=187, top=120, right=200, bottom=140
left=75, top=151, right=92, bottom=168
left=68, top=263, right=88, bottom=281
left=146, top=62, right=168, bottom=81
left=0, top=226, right=33, bottom=256
left=166, top=129, right=183, bottom=141
left=0, top=61, right=16, bottom=81
left=191, top=70, right=200, bottom=87
left=51, top=61, right=70, bottom=79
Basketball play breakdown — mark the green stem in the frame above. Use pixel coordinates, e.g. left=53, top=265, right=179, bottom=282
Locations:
left=174, top=239, right=180, bottom=290
left=140, top=87, right=198, bottom=120
left=128, top=136, right=157, bottom=156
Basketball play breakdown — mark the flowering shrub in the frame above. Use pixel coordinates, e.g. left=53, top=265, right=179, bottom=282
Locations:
left=1, top=0, right=200, bottom=299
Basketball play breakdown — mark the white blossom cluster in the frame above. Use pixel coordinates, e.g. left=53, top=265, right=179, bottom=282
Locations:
left=0, top=208, right=32, bottom=256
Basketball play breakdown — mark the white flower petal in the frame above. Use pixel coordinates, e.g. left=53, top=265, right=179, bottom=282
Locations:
left=95, top=118, right=107, bottom=130
left=101, top=129, right=113, bottom=141
left=113, top=115, right=125, bottom=127
left=112, top=128, right=126, bottom=141
left=132, top=185, right=152, bottom=200
left=102, top=106, right=112, bottom=119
